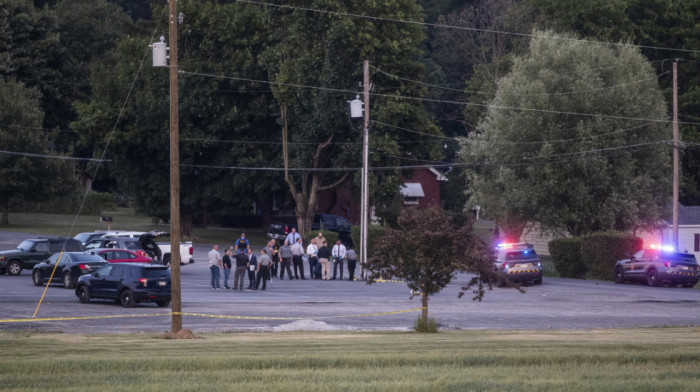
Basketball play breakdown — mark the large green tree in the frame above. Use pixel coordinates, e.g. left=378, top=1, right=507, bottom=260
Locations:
left=0, top=79, right=77, bottom=225
left=530, top=0, right=700, bottom=206
left=265, top=0, right=442, bottom=234
left=461, top=30, right=671, bottom=238
left=74, top=1, right=280, bottom=236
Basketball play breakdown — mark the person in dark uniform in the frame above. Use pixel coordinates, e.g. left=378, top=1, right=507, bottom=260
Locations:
left=247, top=249, right=257, bottom=289
left=255, top=248, right=272, bottom=290
left=346, top=248, right=357, bottom=281
left=222, top=248, right=232, bottom=289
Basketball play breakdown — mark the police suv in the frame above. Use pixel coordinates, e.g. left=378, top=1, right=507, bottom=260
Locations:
left=494, top=243, right=543, bottom=286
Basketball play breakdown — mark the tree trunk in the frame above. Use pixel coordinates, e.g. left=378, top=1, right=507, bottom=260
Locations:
left=181, top=211, right=193, bottom=240
left=421, top=290, right=429, bottom=325
left=1, top=198, right=9, bottom=226
left=281, top=105, right=348, bottom=241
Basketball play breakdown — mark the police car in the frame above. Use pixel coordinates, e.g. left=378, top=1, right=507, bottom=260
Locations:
left=493, top=243, right=543, bottom=286
left=613, top=244, right=699, bottom=288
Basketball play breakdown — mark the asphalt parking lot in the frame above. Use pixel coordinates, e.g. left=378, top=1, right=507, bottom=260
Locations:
left=1, top=232, right=699, bottom=333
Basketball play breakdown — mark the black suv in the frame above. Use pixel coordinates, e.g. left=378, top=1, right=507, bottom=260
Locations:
left=614, top=246, right=699, bottom=287
left=32, top=252, right=107, bottom=288
left=0, top=237, right=84, bottom=276
left=312, top=214, right=354, bottom=247
left=75, top=263, right=171, bottom=307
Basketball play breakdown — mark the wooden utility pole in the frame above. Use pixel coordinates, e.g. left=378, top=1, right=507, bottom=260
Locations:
left=672, top=60, right=679, bottom=250
left=360, top=60, right=370, bottom=277
left=168, top=0, right=182, bottom=332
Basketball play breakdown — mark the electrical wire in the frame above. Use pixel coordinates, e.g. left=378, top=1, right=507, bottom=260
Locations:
left=234, top=0, right=700, bottom=55
left=0, top=149, right=110, bottom=162
left=373, top=65, right=671, bottom=97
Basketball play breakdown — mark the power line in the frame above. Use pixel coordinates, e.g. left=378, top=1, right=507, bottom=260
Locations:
left=0, top=149, right=109, bottom=162
left=234, top=0, right=700, bottom=55
left=373, top=65, right=671, bottom=97
left=181, top=70, right=700, bottom=126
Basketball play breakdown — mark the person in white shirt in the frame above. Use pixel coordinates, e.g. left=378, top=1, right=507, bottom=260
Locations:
left=331, top=239, right=347, bottom=280
left=306, top=238, right=319, bottom=279
left=291, top=237, right=306, bottom=279
left=285, top=227, right=301, bottom=247
left=207, top=244, right=222, bottom=289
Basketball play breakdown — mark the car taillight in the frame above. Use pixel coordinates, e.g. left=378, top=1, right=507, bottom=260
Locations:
left=137, top=251, right=146, bottom=257
left=79, top=264, right=88, bottom=271
left=189, top=246, right=193, bottom=255
left=537, top=260, right=541, bottom=267
left=664, top=261, right=671, bottom=268
left=139, top=278, right=148, bottom=287
left=503, top=263, right=509, bottom=269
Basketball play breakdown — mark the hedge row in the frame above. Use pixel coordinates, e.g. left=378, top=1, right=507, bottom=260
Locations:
left=548, top=232, right=643, bottom=280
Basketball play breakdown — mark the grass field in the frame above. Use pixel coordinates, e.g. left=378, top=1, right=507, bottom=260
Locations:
left=0, top=328, right=698, bottom=391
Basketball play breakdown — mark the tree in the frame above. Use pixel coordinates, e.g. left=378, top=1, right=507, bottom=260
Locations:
left=74, top=1, right=281, bottom=236
left=367, top=207, right=495, bottom=329
left=0, top=79, right=77, bottom=225
left=461, top=30, right=671, bottom=238
left=265, top=0, right=442, bottom=235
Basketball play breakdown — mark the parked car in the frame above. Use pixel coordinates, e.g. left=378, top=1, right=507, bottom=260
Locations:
left=88, top=248, right=154, bottom=263
left=0, top=237, right=84, bottom=276
left=32, top=252, right=107, bottom=288
left=614, top=245, right=699, bottom=287
left=311, top=214, right=354, bottom=247
left=84, top=234, right=162, bottom=261
left=75, top=263, right=171, bottom=307
left=493, top=243, right=542, bottom=286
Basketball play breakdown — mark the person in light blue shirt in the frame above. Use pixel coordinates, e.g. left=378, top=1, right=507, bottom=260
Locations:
left=285, top=227, right=301, bottom=247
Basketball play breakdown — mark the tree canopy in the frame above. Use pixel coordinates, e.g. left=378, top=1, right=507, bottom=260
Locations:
left=461, top=30, right=671, bottom=238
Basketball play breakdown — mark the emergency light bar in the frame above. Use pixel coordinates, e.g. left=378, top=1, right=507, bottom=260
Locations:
left=648, top=244, right=675, bottom=252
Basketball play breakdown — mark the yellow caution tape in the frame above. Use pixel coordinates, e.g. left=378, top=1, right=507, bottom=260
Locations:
left=0, top=308, right=423, bottom=324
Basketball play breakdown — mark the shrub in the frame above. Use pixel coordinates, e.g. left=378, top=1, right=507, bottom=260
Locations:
left=350, top=224, right=386, bottom=258
left=580, top=232, right=642, bottom=280
left=414, top=316, right=438, bottom=333
left=548, top=237, right=585, bottom=278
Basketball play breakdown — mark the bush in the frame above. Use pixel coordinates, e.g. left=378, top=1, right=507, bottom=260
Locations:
left=414, top=316, right=438, bottom=333
left=548, top=237, right=585, bottom=278
left=350, top=225, right=386, bottom=259
left=580, top=232, right=642, bottom=280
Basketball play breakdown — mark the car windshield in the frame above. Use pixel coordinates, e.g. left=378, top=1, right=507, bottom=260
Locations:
left=74, top=233, right=92, bottom=243
left=505, top=250, right=538, bottom=260
left=17, top=240, right=36, bottom=251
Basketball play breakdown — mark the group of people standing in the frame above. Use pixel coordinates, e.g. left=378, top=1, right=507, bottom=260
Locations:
left=207, top=230, right=359, bottom=291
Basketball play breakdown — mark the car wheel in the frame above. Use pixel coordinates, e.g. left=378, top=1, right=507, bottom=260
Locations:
left=32, top=270, right=43, bottom=286
left=78, top=286, right=91, bottom=303
left=647, top=269, right=660, bottom=287
left=7, top=260, right=22, bottom=276
left=156, top=300, right=170, bottom=308
left=120, top=289, right=135, bottom=307
left=614, top=267, right=625, bottom=284
left=534, top=276, right=542, bottom=285
left=497, top=276, right=507, bottom=288
left=62, top=272, right=74, bottom=289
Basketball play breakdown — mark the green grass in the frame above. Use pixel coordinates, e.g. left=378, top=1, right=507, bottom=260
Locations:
left=1, top=209, right=268, bottom=247
left=0, top=328, right=698, bottom=391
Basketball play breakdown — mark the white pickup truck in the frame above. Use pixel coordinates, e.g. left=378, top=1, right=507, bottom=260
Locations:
left=155, top=235, right=194, bottom=266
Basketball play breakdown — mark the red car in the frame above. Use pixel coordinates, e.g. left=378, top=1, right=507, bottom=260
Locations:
left=88, top=248, right=153, bottom=263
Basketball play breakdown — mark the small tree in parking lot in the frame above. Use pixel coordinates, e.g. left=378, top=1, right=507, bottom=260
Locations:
left=366, top=207, right=496, bottom=331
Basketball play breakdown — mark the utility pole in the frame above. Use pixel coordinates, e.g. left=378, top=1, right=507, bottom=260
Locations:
left=168, top=0, right=182, bottom=333
left=361, top=60, right=370, bottom=278
left=672, top=60, right=679, bottom=250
